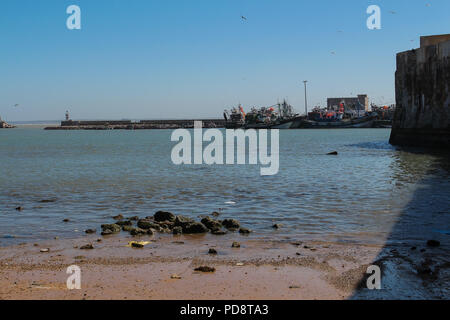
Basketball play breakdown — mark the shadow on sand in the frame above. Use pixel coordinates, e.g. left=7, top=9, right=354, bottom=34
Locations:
left=351, top=150, right=450, bottom=299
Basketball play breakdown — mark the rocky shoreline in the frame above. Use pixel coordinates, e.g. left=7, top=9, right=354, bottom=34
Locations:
left=94, top=211, right=249, bottom=239
left=0, top=211, right=448, bottom=299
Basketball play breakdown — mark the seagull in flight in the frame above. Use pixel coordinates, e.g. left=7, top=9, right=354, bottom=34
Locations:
left=241, top=15, right=247, bottom=21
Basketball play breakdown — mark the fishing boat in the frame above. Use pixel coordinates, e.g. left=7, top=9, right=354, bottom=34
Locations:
left=296, top=102, right=376, bottom=129
left=224, top=100, right=302, bottom=129
left=297, top=114, right=376, bottom=128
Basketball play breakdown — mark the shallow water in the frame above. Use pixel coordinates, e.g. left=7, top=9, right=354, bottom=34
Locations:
left=0, top=127, right=449, bottom=246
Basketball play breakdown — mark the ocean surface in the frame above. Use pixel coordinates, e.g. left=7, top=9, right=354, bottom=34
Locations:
left=1, top=126, right=449, bottom=246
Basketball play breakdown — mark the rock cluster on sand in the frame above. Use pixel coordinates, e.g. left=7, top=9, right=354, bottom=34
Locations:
left=194, top=266, right=216, bottom=273
left=96, top=211, right=249, bottom=238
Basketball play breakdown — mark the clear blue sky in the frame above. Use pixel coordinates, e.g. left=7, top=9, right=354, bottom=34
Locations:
left=1, top=0, right=449, bottom=121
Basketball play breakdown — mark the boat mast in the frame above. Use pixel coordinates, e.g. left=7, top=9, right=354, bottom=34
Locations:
left=303, top=80, right=308, bottom=116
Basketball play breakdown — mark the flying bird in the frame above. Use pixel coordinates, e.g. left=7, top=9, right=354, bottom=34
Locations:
left=330, top=51, right=336, bottom=55
left=13, top=104, right=19, bottom=107
left=389, top=10, right=397, bottom=14
left=241, top=15, right=247, bottom=21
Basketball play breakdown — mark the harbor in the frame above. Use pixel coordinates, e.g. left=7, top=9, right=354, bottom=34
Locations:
left=1, top=0, right=449, bottom=303
left=43, top=100, right=394, bottom=131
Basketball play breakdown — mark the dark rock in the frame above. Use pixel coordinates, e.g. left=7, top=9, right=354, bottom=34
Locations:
left=101, top=224, right=121, bottom=233
left=154, top=211, right=176, bottom=222
left=159, top=221, right=175, bottom=230
left=211, top=212, right=221, bottom=217
left=272, top=224, right=282, bottom=229
left=116, top=220, right=132, bottom=226
left=40, top=199, right=56, bottom=203
left=417, top=266, right=432, bottom=275
left=239, top=227, right=251, bottom=234
left=137, top=219, right=154, bottom=230
left=128, top=216, right=139, bottom=221
left=411, top=246, right=417, bottom=251
left=113, top=214, right=124, bottom=220
left=201, top=217, right=222, bottom=231
left=131, top=242, right=144, bottom=248
left=194, top=266, right=216, bottom=273
left=231, top=241, right=241, bottom=248
left=80, top=244, right=94, bottom=250
left=174, top=215, right=195, bottom=228
left=147, top=229, right=154, bottom=236
left=426, top=240, right=441, bottom=247
left=327, top=151, right=338, bottom=155
left=85, top=229, right=96, bottom=234
left=15, top=207, right=23, bottom=211
left=173, top=226, right=183, bottom=235
left=122, top=225, right=134, bottom=232
left=222, top=219, right=240, bottom=230
left=101, top=229, right=113, bottom=236
left=183, top=222, right=209, bottom=234
left=151, top=225, right=162, bottom=232
left=208, top=248, right=218, bottom=255
left=211, top=230, right=227, bottom=235
left=130, top=228, right=147, bottom=236
left=63, top=219, right=70, bottom=222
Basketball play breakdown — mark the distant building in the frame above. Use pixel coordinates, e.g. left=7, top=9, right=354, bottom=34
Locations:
left=327, top=95, right=369, bottom=112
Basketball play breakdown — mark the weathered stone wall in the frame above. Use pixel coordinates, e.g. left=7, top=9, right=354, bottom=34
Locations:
left=390, top=39, right=450, bottom=148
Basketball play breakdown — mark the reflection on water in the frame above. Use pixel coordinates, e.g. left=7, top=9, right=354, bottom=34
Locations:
left=0, top=127, right=448, bottom=246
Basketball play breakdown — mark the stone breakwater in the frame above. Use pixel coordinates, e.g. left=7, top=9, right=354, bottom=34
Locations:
left=45, top=119, right=226, bottom=130
left=390, top=34, right=450, bottom=149
left=95, top=211, right=251, bottom=238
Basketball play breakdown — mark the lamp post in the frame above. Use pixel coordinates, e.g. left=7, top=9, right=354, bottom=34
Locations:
left=303, top=80, right=308, bottom=116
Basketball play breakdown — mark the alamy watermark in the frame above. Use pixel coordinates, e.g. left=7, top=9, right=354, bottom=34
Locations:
left=66, top=265, right=81, bottom=290
left=366, top=265, right=381, bottom=290
left=66, top=5, right=81, bottom=30
left=65, top=5, right=382, bottom=31
left=170, top=121, right=279, bottom=176
left=367, top=5, right=381, bottom=30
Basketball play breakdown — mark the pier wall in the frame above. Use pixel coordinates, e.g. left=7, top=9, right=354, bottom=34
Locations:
left=390, top=35, right=450, bottom=148
left=53, top=119, right=227, bottom=130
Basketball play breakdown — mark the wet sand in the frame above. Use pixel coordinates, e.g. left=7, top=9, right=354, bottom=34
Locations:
left=1, top=234, right=448, bottom=300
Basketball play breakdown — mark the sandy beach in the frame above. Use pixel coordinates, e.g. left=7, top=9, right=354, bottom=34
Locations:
left=1, top=233, right=448, bottom=300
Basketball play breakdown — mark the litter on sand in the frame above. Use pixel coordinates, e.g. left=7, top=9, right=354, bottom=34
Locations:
left=126, top=241, right=151, bottom=248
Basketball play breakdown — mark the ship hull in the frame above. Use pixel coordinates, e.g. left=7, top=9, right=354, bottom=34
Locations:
left=297, top=116, right=376, bottom=129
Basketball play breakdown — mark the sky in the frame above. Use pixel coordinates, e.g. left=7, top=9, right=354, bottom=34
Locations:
left=0, top=0, right=449, bottom=121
